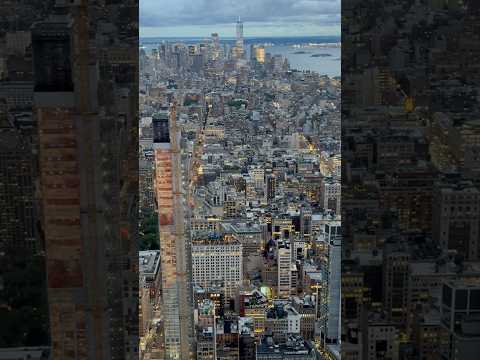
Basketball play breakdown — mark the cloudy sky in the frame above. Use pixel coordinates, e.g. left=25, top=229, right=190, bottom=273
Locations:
left=140, top=0, right=340, bottom=38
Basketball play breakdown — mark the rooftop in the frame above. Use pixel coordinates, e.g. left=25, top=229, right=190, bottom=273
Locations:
left=139, top=250, right=160, bottom=276
left=257, top=335, right=316, bottom=357
left=0, top=347, right=50, bottom=360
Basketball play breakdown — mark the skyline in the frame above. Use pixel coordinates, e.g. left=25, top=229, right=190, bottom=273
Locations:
left=139, top=25, right=342, bottom=357
left=140, top=34, right=341, bottom=39
left=140, top=0, right=340, bottom=37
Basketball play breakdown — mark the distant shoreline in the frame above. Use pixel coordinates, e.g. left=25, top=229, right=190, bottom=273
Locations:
left=140, top=36, right=341, bottom=77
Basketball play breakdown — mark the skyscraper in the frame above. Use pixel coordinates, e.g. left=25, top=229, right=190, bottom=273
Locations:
left=33, top=15, right=89, bottom=360
left=33, top=2, right=139, bottom=358
left=255, top=46, right=266, bottom=64
left=232, top=17, right=245, bottom=60
left=236, top=17, right=244, bottom=48
left=266, top=174, right=276, bottom=203
left=153, top=106, right=193, bottom=359
left=211, top=33, right=221, bottom=60
left=322, top=222, right=341, bottom=347
left=277, top=240, right=292, bottom=298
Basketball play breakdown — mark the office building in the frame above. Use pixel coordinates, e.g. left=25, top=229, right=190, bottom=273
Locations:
left=441, top=280, right=480, bottom=360
left=195, top=299, right=217, bottom=360
left=383, top=242, right=410, bottom=323
left=320, top=178, right=341, bottom=213
left=322, top=223, right=341, bottom=346
left=191, top=234, right=243, bottom=302
left=432, top=180, right=480, bottom=261
left=277, top=241, right=292, bottom=298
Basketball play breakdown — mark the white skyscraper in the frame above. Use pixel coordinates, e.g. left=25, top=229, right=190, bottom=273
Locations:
left=277, top=240, right=292, bottom=298
left=236, top=16, right=244, bottom=46
left=191, top=236, right=243, bottom=301
left=232, top=17, right=245, bottom=59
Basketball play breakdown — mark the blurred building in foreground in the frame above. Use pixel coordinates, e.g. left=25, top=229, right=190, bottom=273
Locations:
left=32, top=1, right=139, bottom=358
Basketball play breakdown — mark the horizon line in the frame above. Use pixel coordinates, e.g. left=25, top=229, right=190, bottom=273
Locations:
left=140, top=35, right=340, bottom=39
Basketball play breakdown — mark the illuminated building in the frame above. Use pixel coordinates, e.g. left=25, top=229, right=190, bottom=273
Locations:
left=191, top=217, right=221, bottom=233
left=341, top=264, right=369, bottom=330
left=272, top=217, right=295, bottom=240
left=194, top=285, right=225, bottom=318
left=380, top=168, right=435, bottom=232
left=195, top=299, right=217, bottom=360
left=255, top=46, right=266, bottom=64
left=239, top=289, right=269, bottom=335
left=300, top=207, right=313, bottom=241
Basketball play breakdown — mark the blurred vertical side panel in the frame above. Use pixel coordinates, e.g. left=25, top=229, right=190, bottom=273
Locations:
left=342, top=0, right=480, bottom=359
left=0, top=0, right=138, bottom=359
left=0, top=0, right=55, bottom=355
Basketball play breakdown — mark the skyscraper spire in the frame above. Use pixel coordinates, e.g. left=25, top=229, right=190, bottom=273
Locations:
left=236, top=17, right=243, bottom=42
left=233, top=16, right=245, bottom=59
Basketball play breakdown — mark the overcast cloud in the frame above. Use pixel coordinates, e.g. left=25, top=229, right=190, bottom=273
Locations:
left=140, top=0, right=340, bottom=37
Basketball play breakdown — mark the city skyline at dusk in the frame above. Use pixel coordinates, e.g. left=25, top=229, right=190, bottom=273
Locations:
left=139, top=14, right=342, bottom=359
left=140, top=0, right=340, bottom=37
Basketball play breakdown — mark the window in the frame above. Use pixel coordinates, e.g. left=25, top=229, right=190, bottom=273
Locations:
left=470, top=290, right=480, bottom=310
left=455, top=290, right=468, bottom=310
left=442, top=285, right=452, bottom=307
